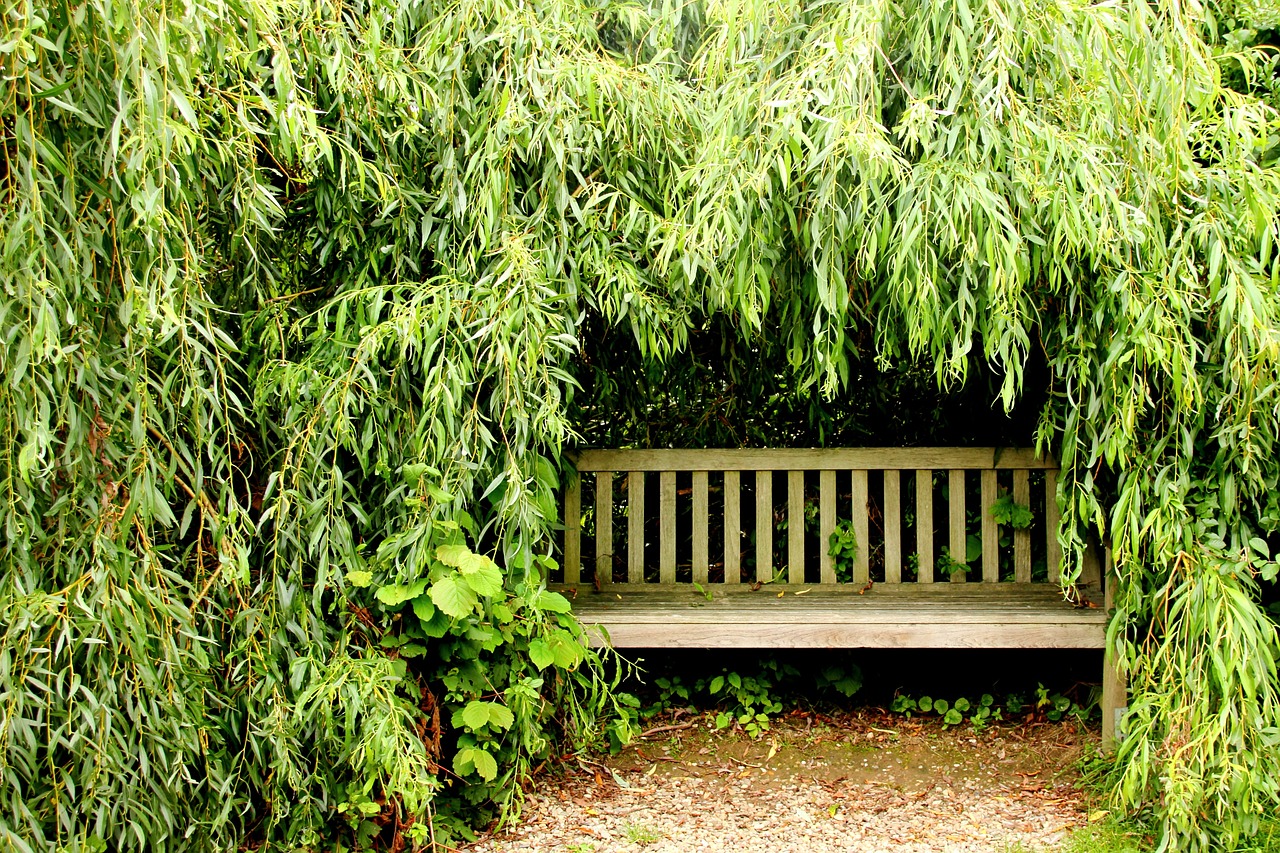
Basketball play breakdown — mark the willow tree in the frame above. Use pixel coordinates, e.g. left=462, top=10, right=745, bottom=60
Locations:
left=3, top=0, right=1278, bottom=850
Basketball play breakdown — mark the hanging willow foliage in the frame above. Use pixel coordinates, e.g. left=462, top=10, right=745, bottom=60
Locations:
left=3, top=0, right=1279, bottom=850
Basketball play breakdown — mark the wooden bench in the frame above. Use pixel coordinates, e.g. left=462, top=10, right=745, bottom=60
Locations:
left=556, top=448, right=1123, bottom=747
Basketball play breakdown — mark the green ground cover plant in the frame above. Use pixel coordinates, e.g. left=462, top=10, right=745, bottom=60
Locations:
left=890, top=684, right=1092, bottom=730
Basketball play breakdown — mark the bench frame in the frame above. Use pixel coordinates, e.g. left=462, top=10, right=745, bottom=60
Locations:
left=557, top=448, right=1125, bottom=748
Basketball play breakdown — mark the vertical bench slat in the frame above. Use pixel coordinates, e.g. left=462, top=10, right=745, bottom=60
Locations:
left=819, top=470, right=836, bottom=584
left=788, top=470, right=804, bottom=583
left=724, top=471, right=741, bottom=584
left=884, top=470, right=902, bottom=583
left=660, top=471, right=676, bottom=584
left=981, top=468, right=998, bottom=583
left=756, top=470, right=772, bottom=583
left=565, top=472, right=581, bottom=584
left=949, top=469, right=965, bottom=583
left=1014, top=469, right=1031, bottom=583
left=916, top=469, right=934, bottom=583
left=692, top=471, right=709, bottom=584
left=1045, top=468, right=1061, bottom=585
left=851, top=470, right=869, bottom=586
left=596, top=472, right=612, bottom=584
left=628, top=471, right=645, bottom=583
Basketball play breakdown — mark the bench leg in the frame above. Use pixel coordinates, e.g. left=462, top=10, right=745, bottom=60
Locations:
left=1101, top=644, right=1125, bottom=751
left=1100, top=545, right=1126, bottom=752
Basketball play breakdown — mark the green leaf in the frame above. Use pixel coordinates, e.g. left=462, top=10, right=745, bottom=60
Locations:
left=346, top=570, right=374, bottom=588
left=452, top=748, right=475, bottom=778
left=528, top=639, right=555, bottom=670
left=470, top=748, right=498, bottom=782
left=419, top=606, right=452, bottom=638
left=459, top=557, right=503, bottom=597
left=965, top=534, right=982, bottom=563
left=401, top=463, right=435, bottom=485
left=461, top=701, right=513, bottom=731
left=533, top=590, right=572, bottom=613
left=375, top=579, right=427, bottom=607
left=429, top=575, right=478, bottom=618
left=411, top=595, right=436, bottom=623
left=487, top=704, right=514, bottom=731
left=547, top=629, right=583, bottom=669
left=436, top=543, right=471, bottom=567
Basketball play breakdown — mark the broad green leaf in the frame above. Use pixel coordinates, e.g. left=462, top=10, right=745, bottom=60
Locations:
left=547, top=629, right=583, bottom=669
left=452, top=749, right=476, bottom=778
left=488, top=704, right=515, bottom=731
left=461, top=700, right=512, bottom=730
left=436, top=544, right=472, bottom=567
left=459, top=558, right=503, bottom=597
left=528, top=639, right=555, bottom=670
left=375, top=579, right=427, bottom=607
left=411, top=595, right=436, bottom=623
left=470, top=748, right=498, bottom=782
left=429, top=575, right=478, bottom=618
left=533, top=590, right=572, bottom=613
left=346, top=570, right=374, bottom=588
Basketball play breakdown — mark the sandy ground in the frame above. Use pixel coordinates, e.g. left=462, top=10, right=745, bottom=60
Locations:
left=467, top=710, right=1097, bottom=853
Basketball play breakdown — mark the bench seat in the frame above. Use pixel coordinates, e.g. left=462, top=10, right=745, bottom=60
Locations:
left=556, top=583, right=1107, bottom=649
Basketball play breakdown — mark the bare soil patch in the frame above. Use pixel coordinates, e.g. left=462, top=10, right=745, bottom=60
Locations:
left=469, top=711, right=1096, bottom=853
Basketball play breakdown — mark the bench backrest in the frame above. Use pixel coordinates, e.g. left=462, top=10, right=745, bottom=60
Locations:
left=561, top=448, right=1069, bottom=588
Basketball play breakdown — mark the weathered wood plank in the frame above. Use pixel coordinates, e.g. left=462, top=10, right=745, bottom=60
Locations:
left=981, top=469, right=998, bottom=583
left=692, top=470, right=709, bottom=585
left=819, top=470, right=836, bottom=584
left=573, top=448, right=1057, bottom=473
left=571, top=602, right=1106, bottom=622
left=724, top=471, right=741, bottom=584
left=949, top=469, right=965, bottom=584
left=1045, top=468, right=1061, bottom=585
left=561, top=582, right=1082, bottom=602
left=565, top=472, right=581, bottom=584
left=851, top=470, right=869, bottom=586
left=574, top=621, right=1105, bottom=650
left=660, top=471, right=676, bottom=584
left=628, top=471, right=645, bottom=583
left=1080, top=535, right=1102, bottom=593
left=884, top=470, right=902, bottom=584
left=595, top=472, right=612, bottom=584
left=788, top=470, right=804, bottom=584
left=1014, top=469, right=1031, bottom=584
left=756, top=471, right=773, bottom=583
left=916, top=470, right=934, bottom=583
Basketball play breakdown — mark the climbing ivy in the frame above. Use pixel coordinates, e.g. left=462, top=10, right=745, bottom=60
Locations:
left=3, top=0, right=1279, bottom=850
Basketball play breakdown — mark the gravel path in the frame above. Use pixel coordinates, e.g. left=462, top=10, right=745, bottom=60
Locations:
left=469, top=713, right=1094, bottom=853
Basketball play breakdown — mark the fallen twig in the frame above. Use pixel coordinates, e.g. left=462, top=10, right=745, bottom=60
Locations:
left=639, top=721, right=696, bottom=738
